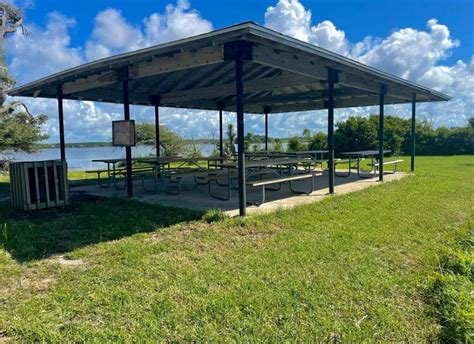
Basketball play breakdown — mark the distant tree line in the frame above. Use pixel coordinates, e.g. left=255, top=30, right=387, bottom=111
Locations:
left=135, top=116, right=473, bottom=158
left=286, top=116, right=473, bottom=156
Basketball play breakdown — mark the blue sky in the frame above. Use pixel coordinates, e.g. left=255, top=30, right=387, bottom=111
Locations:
left=5, top=0, right=474, bottom=142
left=21, top=0, right=473, bottom=63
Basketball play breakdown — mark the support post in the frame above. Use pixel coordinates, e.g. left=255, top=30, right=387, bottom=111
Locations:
left=327, top=69, right=338, bottom=194
left=57, top=84, right=66, bottom=161
left=235, top=55, right=246, bottom=216
left=218, top=102, right=224, bottom=158
left=378, top=85, right=387, bottom=182
left=154, top=104, right=160, bottom=157
left=264, top=106, right=270, bottom=152
left=411, top=93, right=416, bottom=172
left=120, top=67, right=133, bottom=197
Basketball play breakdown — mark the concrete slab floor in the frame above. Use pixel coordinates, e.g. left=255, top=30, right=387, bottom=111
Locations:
left=70, top=170, right=409, bottom=217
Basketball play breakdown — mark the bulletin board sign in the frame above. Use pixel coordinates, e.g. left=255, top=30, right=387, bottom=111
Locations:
left=112, top=120, right=136, bottom=147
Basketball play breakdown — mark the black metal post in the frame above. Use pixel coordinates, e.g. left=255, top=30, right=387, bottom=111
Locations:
left=264, top=106, right=269, bottom=152
left=57, top=84, right=66, bottom=161
left=218, top=105, right=224, bottom=158
left=327, top=69, right=337, bottom=194
left=154, top=104, right=160, bottom=157
left=411, top=93, right=416, bottom=172
left=378, top=85, right=387, bottom=182
left=122, top=70, right=133, bottom=197
left=235, top=56, right=246, bottom=216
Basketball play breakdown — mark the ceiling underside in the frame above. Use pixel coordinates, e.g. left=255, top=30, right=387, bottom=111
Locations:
left=8, top=22, right=450, bottom=115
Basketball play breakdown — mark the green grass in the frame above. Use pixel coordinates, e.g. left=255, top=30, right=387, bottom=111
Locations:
left=0, top=156, right=473, bottom=341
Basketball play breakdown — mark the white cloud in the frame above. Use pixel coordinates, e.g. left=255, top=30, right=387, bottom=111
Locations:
left=85, top=0, right=212, bottom=60
left=85, top=8, right=144, bottom=61
left=7, top=12, right=84, bottom=84
left=143, top=0, right=213, bottom=46
left=264, top=0, right=349, bottom=55
left=265, top=0, right=312, bottom=42
left=310, top=20, right=349, bottom=56
left=353, top=19, right=460, bottom=80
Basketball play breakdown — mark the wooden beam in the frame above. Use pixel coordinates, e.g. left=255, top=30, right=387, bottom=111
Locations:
left=226, top=88, right=373, bottom=107
left=63, top=45, right=224, bottom=95
left=62, top=71, right=116, bottom=94
left=252, top=44, right=414, bottom=101
left=339, top=72, right=413, bottom=101
left=160, top=72, right=318, bottom=104
left=266, top=94, right=404, bottom=114
left=252, top=45, right=327, bottom=80
left=129, top=45, right=224, bottom=79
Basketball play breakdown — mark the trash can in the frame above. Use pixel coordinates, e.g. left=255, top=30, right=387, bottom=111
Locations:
left=9, top=160, right=68, bottom=211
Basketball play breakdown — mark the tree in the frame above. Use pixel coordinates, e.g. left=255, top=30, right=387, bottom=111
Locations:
left=225, top=123, right=236, bottom=157
left=0, top=101, right=48, bottom=153
left=307, top=132, right=327, bottom=151
left=1, top=3, right=28, bottom=105
left=273, top=138, right=283, bottom=151
left=0, top=2, right=47, bottom=161
left=468, top=117, right=474, bottom=129
left=135, top=123, right=185, bottom=157
left=334, top=116, right=377, bottom=153
left=287, top=136, right=306, bottom=151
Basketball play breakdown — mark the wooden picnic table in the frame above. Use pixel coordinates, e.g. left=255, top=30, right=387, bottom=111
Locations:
left=338, top=150, right=391, bottom=178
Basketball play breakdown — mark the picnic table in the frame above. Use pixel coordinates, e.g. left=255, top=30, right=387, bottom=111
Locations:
left=337, top=150, right=391, bottom=178
left=89, top=156, right=179, bottom=189
left=245, top=150, right=328, bottom=169
left=139, top=156, right=226, bottom=172
left=136, top=156, right=227, bottom=194
left=209, top=157, right=318, bottom=204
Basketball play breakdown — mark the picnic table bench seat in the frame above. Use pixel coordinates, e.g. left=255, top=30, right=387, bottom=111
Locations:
left=85, top=168, right=120, bottom=188
left=368, top=159, right=404, bottom=174
left=246, top=172, right=322, bottom=206
left=86, top=166, right=154, bottom=188
left=208, top=171, right=321, bottom=205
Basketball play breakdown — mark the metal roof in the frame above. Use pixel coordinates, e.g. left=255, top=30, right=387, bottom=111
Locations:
left=8, top=21, right=450, bottom=114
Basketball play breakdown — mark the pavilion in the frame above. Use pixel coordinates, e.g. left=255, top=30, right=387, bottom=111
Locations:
left=8, top=22, right=450, bottom=216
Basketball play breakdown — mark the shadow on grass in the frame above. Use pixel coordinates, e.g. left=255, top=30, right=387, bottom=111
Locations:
left=0, top=194, right=204, bottom=263
left=0, top=179, right=9, bottom=197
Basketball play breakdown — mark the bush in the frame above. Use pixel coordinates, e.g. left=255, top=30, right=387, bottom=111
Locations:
left=439, top=251, right=474, bottom=281
left=430, top=273, right=474, bottom=343
left=202, top=209, right=227, bottom=223
left=335, top=116, right=474, bottom=156
left=307, top=132, right=327, bottom=151
left=429, top=229, right=474, bottom=342
left=287, top=136, right=306, bottom=152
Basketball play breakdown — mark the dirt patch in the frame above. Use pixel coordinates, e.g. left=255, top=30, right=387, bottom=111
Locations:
left=45, top=254, right=86, bottom=267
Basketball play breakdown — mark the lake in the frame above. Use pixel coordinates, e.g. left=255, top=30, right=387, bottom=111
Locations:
left=3, top=144, right=216, bottom=170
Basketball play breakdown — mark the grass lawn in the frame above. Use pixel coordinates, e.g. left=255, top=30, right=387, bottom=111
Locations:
left=0, top=156, right=473, bottom=341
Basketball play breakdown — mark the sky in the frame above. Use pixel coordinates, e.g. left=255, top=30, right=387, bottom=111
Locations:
left=4, top=0, right=474, bottom=143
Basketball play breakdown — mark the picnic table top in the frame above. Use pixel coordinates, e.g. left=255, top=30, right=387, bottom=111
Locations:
left=341, top=150, right=391, bottom=157
left=138, top=156, right=226, bottom=165
left=92, top=156, right=224, bottom=164
left=217, top=157, right=307, bottom=169
left=91, top=156, right=177, bottom=164
left=284, top=150, right=328, bottom=155
left=246, top=150, right=328, bottom=155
